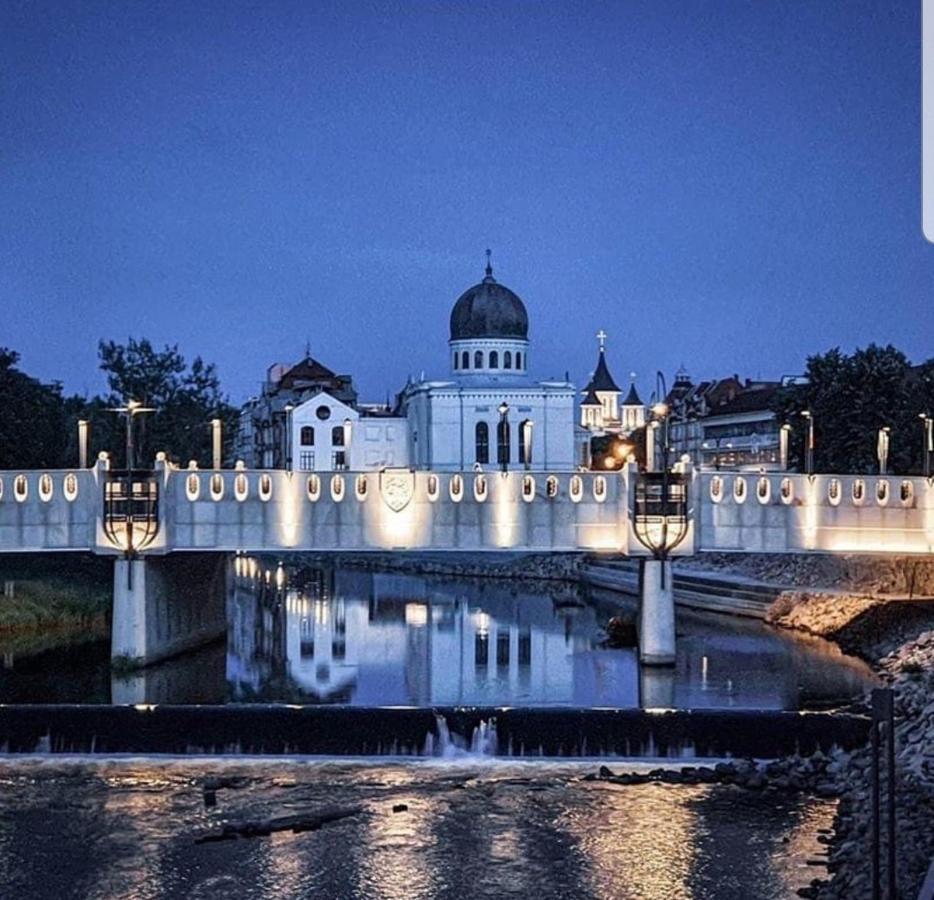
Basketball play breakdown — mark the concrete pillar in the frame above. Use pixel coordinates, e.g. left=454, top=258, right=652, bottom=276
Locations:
left=640, top=664, right=676, bottom=709
left=639, top=558, right=676, bottom=665
left=112, top=558, right=149, bottom=665
left=110, top=553, right=227, bottom=669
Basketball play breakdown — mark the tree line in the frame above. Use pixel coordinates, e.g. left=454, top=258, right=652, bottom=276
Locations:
left=773, top=344, right=934, bottom=475
left=0, top=339, right=238, bottom=470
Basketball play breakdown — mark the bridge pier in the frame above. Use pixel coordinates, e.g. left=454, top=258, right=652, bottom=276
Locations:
left=111, top=553, right=227, bottom=669
left=638, top=559, right=676, bottom=666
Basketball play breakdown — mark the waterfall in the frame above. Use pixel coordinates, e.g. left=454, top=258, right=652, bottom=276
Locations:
left=423, top=714, right=498, bottom=758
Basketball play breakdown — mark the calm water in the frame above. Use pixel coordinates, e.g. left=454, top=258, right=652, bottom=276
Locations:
left=0, top=559, right=875, bottom=709
left=0, top=758, right=836, bottom=900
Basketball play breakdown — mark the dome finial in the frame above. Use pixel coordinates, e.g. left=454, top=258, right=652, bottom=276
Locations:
left=596, top=329, right=608, bottom=352
left=484, top=248, right=494, bottom=281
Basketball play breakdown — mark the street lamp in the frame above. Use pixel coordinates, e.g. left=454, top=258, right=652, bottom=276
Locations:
left=779, top=423, right=792, bottom=471
left=920, top=414, right=932, bottom=479
left=521, top=418, right=533, bottom=470
left=283, top=403, right=294, bottom=471
left=109, top=400, right=155, bottom=471
left=877, top=426, right=891, bottom=476
left=801, top=410, right=815, bottom=477
left=498, top=402, right=509, bottom=474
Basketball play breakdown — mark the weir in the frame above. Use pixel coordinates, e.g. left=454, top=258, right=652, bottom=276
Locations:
left=0, top=704, right=871, bottom=760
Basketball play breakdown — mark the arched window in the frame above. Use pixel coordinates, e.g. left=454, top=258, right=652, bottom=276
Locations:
left=331, top=426, right=345, bottom=447
left=489, top=351, right=498, bottom=368
left=497, top=418, right=510, bottom=466
left=300, top=426, right=314, bottom=446
left=515, top=352, right=522, bottom=370
left=475, top=422, right=489, bottom=464
left=519, top=419, right=532, bottom=465
left=462, top=351, right=469, bottom=369
left=504, top=351, right=512, bottom=369
left=474, top=350, right=484, bottom=369
left=453, top=353, right=459, bottom=370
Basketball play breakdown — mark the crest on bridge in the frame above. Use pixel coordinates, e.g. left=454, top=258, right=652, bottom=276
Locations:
left=380, top=468, right=415, bottom=513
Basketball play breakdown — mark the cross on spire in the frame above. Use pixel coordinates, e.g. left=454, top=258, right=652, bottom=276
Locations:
left=596, top=329, right=608, bottom=351
left=484, top=248, right=493, bottom=279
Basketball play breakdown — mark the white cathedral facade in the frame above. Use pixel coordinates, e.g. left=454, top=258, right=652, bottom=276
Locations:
left=236, top=256, right=642, bottom=473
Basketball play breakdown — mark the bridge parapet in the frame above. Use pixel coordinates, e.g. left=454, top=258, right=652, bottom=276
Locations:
left=0, top=466, right=105, bottom=553
left=161, top=464, right=686, bottom=555
left=696, top=471, right=933, bottom=555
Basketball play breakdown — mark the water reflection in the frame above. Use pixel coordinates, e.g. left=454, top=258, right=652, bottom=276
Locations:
left=223, top=558, right=875, bottom=710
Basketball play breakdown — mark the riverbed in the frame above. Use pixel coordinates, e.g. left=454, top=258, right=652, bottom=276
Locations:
left=0, top=757, right=836, bottom=900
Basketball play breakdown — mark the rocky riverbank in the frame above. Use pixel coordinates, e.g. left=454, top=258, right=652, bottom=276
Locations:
left=677, top=551, right=934, bottom=597
left=765, top=591, right=934, bottom=899
left=291, top=551, right=584, bottom=583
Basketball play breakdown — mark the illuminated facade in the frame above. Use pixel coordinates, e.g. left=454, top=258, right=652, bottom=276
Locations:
left=398, top=256, right=577, bottom=471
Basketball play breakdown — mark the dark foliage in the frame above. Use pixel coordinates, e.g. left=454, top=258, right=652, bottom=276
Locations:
left=772, top=344, right=934, bottom=474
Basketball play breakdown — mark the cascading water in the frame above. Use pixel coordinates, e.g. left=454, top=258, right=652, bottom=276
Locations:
left=423, top=714, right=498, bottom=758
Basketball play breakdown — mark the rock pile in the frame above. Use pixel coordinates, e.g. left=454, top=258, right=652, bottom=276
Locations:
left=678, top=552, right=934, bottom=596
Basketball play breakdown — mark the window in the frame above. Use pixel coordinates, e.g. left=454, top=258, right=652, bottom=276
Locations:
left=462, top=350, right=469, bottom=369
left=453, top=352, right=458, bottom=370
left=496, top=632, right=510, bottom=667
left=332, top=450, right=346, bottom=469
left=331, top=426, right=344, bottom=446
left=519, top=419, right=532, bottom=465
left=475, top=421, right=490, bottom=464
left=300, top=426, right=314, bottom=446
left=474, top=350, right=483, bottom=368
left=515, top=352, right=522, bottom=369
left=475, top=632, right=489, bottom=666
left=504, top=351, right=512, bottom=369
left=299, top=451, right=315, bottom=471
left=489, top=350, right=498, bottom=368
left=316, top=405, right=331, bottom=421
left=497, top=418, right=510, bottom=466
left=518, top=629, right=531, bottom=665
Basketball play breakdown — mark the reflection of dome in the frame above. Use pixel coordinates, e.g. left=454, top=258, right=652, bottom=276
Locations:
left=450, top=259, right=529, bottom=341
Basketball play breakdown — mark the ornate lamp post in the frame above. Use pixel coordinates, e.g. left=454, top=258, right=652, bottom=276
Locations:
left=630, top=372, right=689, bottom=667
left=801, top=410, right=815, bottom=477
left=104, top=401, right=159, bottom=577
left=920, top=414, right=932, bottom=478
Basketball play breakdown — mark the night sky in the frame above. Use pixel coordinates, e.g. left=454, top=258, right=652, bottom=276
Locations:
left=2, top=0, right=931, bottom=405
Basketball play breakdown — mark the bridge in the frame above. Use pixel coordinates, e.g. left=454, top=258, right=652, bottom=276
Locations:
left=0, top=456, right=930, bottom=669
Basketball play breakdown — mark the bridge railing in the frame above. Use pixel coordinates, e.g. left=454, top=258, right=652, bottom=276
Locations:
left=696, top=471, right=934, bottom=554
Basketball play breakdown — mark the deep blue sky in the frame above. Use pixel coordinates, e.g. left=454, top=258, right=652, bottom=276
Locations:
left=2, top=0, right=931, bottom=404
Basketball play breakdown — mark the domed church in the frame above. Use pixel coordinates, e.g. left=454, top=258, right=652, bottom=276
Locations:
left=399, top=253, right=577, bottom=471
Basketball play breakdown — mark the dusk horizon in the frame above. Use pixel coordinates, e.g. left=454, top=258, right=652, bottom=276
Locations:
left=3, top=0, right=931, bottom=405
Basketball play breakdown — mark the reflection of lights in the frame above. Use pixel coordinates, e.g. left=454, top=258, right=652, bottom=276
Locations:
left=405, top=603, right=428, bottom=626
left=265, top=569, right=272, bottom=584
left=473, top=611, right=491, bottom=635
left=275, top=563, right=286, bottom=589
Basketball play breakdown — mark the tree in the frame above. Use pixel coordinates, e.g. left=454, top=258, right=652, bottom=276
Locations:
left=92, top=338, right=238, bottom=468
left=773, top=344, right=934, bottom=474
left=0, top=348, right=69, bottom=468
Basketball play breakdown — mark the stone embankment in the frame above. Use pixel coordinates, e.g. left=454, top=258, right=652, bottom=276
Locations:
left=766, top=591, right=934, bottom=899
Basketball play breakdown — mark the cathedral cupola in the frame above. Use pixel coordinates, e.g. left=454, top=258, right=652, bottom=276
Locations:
left=450, top=251, right=530, bottom=380
left=580, top=330, right=622, bottom=430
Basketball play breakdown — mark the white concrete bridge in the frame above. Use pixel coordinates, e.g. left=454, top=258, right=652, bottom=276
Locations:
left=0, top=458, right=930, bottom=669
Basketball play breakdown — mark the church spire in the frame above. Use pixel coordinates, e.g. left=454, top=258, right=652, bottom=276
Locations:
left=484, top=248, right=494, bottom=282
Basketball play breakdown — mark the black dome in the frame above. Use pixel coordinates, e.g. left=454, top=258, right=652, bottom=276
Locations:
left=449, top=266, right=529, bottom=341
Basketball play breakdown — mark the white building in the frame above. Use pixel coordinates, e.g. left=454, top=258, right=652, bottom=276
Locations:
left=399, top=255, right=577, bottom=471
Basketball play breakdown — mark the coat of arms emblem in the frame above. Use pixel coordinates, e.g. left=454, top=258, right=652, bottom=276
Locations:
left=380, top=468, right=415, bottom=512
